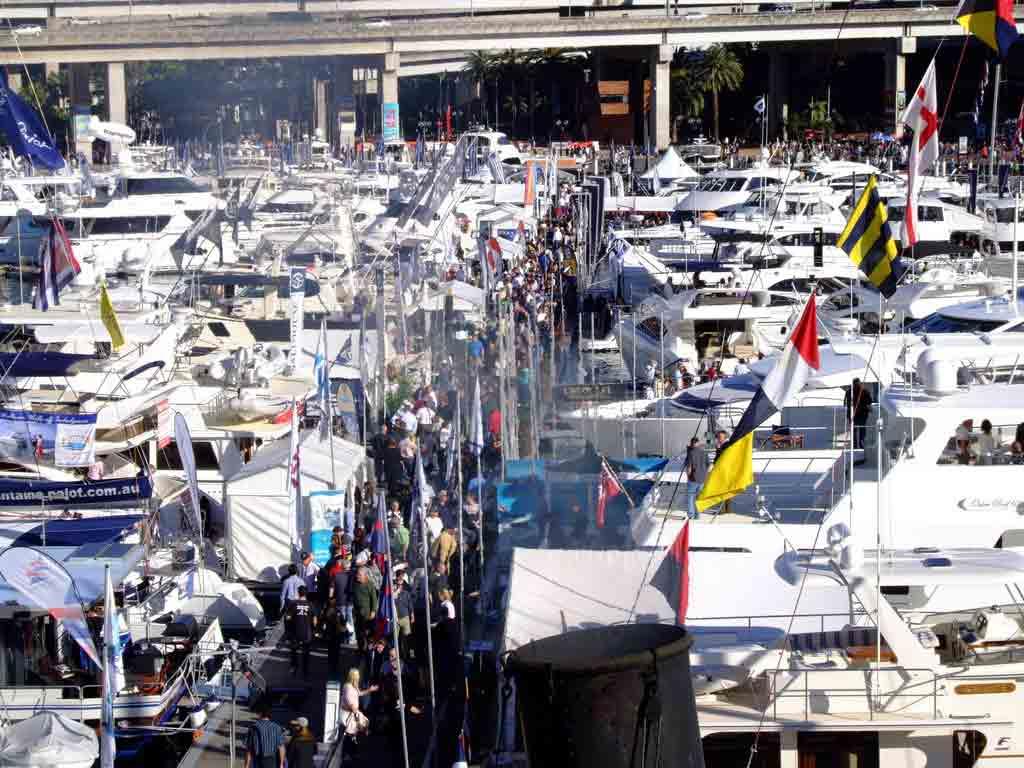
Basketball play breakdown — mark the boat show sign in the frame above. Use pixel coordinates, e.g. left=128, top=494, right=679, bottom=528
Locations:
left=288, top=266, right=306, bottom=373
left=308, top=490, right=345, bottom=565
left=382, top=102, right=400, bottom=142
left=555, top=383, right=632, bottom=402
left=0, top=409, right=96, bottom=467
left=0, top=474, right=152, bottom=508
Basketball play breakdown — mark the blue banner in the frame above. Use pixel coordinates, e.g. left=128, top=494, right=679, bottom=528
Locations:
left=0, top=474, right=152, bottom=508
left=0, top=71, right=64, bottom=171
left=308, top=490, right=345, bottom=565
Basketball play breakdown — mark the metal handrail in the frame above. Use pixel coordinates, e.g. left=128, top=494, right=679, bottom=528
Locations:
left=768, top=666, right=940, bottom=722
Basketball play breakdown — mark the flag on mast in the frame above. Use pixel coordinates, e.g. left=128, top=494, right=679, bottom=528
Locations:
left=99, top=282, right=126, bottom=351
left=900, top=60, right=939, bottom=248
left=596, top=457, right=629, bottom=529
left=650, top=520, right=691, bottom=623
left=837, top=176, right=907, bottom=297
left=287, top=396, right=301, bottom=552
left=696, top=296, right=820, bottom=512
left=956, top=0, right=1020, bottom=59
left=314, top=320, right=331, bottom=440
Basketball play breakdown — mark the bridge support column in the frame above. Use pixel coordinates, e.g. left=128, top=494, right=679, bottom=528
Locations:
left=67, top=63, right=92, bottom=158
left=382, top=52, right=399, bottom=108
left=313, top=77, right=329, bottom=141
left=885, top=37, right=916, bottom=137
left=648, top=44, right=671, bottom=151
left=768, top=50, right=790, bottom=142
left=104, top=63, right=126, bottom=125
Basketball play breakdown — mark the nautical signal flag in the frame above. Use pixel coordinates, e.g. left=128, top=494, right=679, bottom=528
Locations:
left=956, top=0, right=1019, bottom=59
left=650, top=520, right=690, bottom=623
left=523, top=160, right=537, bottom=206
left=99, top=282, right=125, bottom=351
left=696, top=296, right=820, bottom=513
left=837, top=176, right=907, bottom=298
left=901, top=60, right=939, bottom=248
left=596, top=458, right=627, bottom=529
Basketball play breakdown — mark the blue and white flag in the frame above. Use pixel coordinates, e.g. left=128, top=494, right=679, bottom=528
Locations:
left=33, top=219, right=81, bottom=311
left=754, top=96, right=767, bottom=115
left=0, top=71, right=64, bottom=171
left=487, top=151, right=504, bottom=183
left=314, top=320, right=331, bottom=441
left=469, top=375, right=484, bottom=457
left=335, top=335, right=353, bottom=366
left=101, top=565, right=125, bottom=768
left=465, top=136, right=479, bottom=178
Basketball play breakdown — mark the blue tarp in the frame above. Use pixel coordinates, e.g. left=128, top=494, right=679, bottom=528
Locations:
left=0, top=352, right=95, bottom=379
left=11, top=514, right=143, bottom=547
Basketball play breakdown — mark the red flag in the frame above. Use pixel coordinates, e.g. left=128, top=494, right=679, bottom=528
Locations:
left=446, top=106, right=453, bottom=140
left=523, top=160, right=536, bottom=206
left=596, top=460, right=624, bottom=528
left=650, top=521, right=690, bottom=624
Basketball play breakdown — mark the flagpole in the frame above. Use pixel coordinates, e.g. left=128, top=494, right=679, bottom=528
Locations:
left=455, top=390, right=466, bottom=652
left=990, top=62, right=1002, bottom=185
left=379, top=490, right=411, bottom=768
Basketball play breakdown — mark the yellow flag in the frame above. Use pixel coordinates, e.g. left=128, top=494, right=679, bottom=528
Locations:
left=695, top=432, right=753, bottom=513
left=99, top=282, right=125, bottom=351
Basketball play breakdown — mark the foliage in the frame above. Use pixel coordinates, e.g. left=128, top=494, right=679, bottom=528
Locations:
left=698, top=44, right=744, bottom=141
left=17, top=73, right=68, bottom=147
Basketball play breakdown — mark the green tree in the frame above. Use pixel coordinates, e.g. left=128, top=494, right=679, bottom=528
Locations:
left=17, top=72, right=68, bottom=149
left=699, top=44, right=744, bottom=142
left=670, top=61, right=704, bottom=142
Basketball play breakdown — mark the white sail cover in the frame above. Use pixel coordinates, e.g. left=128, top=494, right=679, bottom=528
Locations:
left=0, top=712, right=98, bottom=768
left=640, top=147, right=698, bottom=180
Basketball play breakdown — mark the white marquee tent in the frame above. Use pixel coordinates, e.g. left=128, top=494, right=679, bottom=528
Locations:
left=224, top=430, right=366, bottom=582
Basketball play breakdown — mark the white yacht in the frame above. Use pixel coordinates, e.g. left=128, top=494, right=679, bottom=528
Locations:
left=676, top=166, right=796, bottom=217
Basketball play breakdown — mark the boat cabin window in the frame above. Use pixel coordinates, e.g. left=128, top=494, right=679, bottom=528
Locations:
left=124, top=177, right=204, bottom=195
left=703, top=733, right=779, bottom=768
left=906, top=314, right=1005, bottom=334
left=697, top=177, right=747, bottom=193
left=994, top=206, right=1021, bottom=224
left=85, top=216, right=173, bottom=236
left=774, top=231, right=839, bottom=247
left=156, top=440, right=220, bottom=471
left=939, top=419, right=1023, bottom=466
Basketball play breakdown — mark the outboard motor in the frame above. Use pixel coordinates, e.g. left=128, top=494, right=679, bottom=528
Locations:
left=505, top=624, right=705, bottom=768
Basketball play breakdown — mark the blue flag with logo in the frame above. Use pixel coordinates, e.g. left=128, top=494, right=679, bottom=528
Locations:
left=0, top=71, right=64, bottom=171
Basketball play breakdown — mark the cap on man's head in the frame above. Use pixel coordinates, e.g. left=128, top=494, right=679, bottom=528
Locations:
left=355, top=550, right=370, bottom=566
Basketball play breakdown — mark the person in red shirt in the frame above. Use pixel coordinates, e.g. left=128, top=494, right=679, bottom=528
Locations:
left=488, top=408, right=501, bottom=438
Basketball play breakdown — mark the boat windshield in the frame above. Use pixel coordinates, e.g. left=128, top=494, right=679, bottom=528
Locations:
left=906, top=314, right=1006, bottom=334
left=697, top=177, right=747, bottom=192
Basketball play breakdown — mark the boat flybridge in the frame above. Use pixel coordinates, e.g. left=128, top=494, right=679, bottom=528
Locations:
left=676, top=165, right=796, bottom=216
left=688, top=543, right=1024, bottom=768
left=632, top=339, right=1024, bottom=561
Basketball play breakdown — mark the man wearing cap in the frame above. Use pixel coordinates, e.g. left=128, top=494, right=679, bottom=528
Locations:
left=351, top=566, right=378, bottom=652
left=244, top=705, right=285, bottom=768
left=389, top=512, right=410, bottom=563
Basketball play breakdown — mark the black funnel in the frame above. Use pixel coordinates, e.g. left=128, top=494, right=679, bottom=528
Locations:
left=505, top=624, right=704, bottom=768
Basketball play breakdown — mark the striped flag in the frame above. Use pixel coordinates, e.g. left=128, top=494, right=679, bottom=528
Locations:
left=314, top=320, right=331, bottom=441
left=837, top=176, right=907, bottom=297
left=696, top=296, right=820, bottom=512
left=956, top=0, right=1020, bottom=58
left=487, top=151, right=505, bottom=183
left=33, top=218, right=80, bottom=311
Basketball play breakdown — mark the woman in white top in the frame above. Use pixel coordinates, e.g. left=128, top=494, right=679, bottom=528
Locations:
left=341, top=668, right=376, bottom=736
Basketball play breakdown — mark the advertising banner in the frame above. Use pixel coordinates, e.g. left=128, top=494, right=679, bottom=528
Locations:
left=0, top=473, right=151, bottom=508
left=382, top=102, right=400, bottom=141
left=0, top=409, right=96, bottom=467
left=308, top=489, right=345, bottom=565
left=288, top=266, right=306, bottom=372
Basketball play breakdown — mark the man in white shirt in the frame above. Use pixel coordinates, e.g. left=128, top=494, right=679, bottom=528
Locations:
left=425, top=507, right=443, bottom=544
left=299, top=551, right=320, bottom=601
left=415, top=403, right=435, bottom=436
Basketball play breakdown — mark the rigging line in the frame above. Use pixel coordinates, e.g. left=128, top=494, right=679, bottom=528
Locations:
left=939, top=35, right=971, bottom=133
left=0, top=2, right=54, bottom=139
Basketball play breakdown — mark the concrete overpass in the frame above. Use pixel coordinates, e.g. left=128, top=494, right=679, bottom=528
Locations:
left=0, top=6, right=975, bottom=147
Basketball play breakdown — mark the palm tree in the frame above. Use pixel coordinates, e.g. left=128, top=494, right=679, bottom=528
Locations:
left=462, top=51, right=495, bottom=125
left=670, top=63, right=704, bottom=143
left=699, top=44, right=743, bottom=142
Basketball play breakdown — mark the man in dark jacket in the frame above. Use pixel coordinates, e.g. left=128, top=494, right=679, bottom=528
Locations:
left=285, top=586, right=314, bottom=677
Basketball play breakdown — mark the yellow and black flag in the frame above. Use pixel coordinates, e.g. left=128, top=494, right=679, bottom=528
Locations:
left=837, top=176, right=907, bottom=299
left=956, top=0, right=1019, bottom=59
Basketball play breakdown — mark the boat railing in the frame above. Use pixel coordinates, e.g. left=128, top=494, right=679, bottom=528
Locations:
left=687, top=610, right=865, bottom=634
left=0, top=682, right=104, bottom=721
left=768, top=666, right=940, bottom=722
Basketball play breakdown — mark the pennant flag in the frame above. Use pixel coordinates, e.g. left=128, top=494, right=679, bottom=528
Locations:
left=956, top=0, right=1019, bottom=59
left=696, top=296, right=820, bottom=512
left=33, top=218, right=81, bottom=311
left=837, top=176, right=906, bottom=297
left=901, top=60, right=939, bottom=248
left=0, top=71, right=65, bottom=171
left=650, top=520, right=690, bottom=624
left=99, top=282, right=125, bottom=351
left=0, top=547, right=100, bottom=666
left=101, top=565, right=125, bottom=768
left=523, top=159, right=537, bottom=206
left=596, top=458, right=627, bottom=529
left=314, top=320, right=331, bottom=441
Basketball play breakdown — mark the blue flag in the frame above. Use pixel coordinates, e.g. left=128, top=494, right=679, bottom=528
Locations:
left=0, top=71, right=64, bottom=171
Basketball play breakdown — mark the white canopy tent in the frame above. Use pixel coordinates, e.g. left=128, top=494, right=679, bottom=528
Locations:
left=640, top=147, right=699, bottom=181
left=224, top=430, right=366, bottom=582
left=420, top=281, right=486, bottom=312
